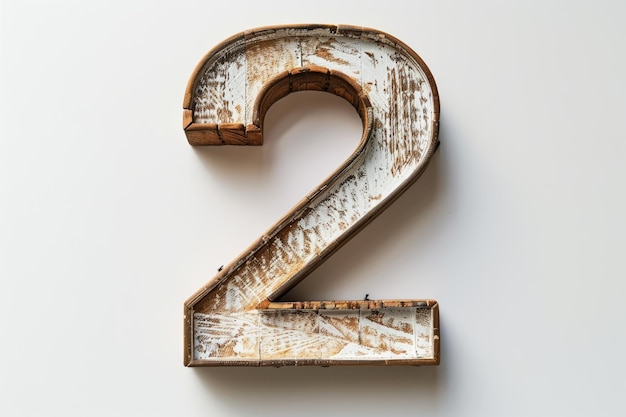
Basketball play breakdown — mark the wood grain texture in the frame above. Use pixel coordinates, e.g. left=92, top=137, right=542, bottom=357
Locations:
left=183, top=24, right=440, bottom=366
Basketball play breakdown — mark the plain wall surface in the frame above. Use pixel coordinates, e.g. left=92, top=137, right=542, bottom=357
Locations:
left=2, top=1, right=625, bottom=415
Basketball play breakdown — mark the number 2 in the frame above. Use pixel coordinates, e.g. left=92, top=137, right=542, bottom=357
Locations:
left=183, top=24, right=440, bottom=366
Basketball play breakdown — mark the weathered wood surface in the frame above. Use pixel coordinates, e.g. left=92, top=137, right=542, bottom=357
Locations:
left=183, top=24, right=440, bottom=366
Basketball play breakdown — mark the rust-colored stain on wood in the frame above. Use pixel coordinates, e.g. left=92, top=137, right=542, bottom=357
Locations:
left=183, top=24, right=440, bottom=366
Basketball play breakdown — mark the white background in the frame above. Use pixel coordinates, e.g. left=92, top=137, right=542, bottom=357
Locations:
left=2, top=1, right=625, bottom=415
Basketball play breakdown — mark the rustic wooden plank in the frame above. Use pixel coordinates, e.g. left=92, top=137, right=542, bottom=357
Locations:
left=193, top=303, right=438, bottom=365
left=183, top=24, right=440, bottom=366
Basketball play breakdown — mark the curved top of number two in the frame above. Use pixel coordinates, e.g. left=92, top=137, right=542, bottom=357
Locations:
left=183, top=24, right=440, bottom=314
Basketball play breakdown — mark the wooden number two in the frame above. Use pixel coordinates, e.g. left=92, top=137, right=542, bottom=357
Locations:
left=183, top=24, right=440, bottom=366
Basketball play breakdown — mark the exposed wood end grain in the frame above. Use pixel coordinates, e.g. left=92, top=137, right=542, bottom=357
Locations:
left=328, top=69, right=362, bottom=110
left=183, top=109, right=193, bottom=130
left=218, top=123, right=247, bottom=145
left=289, top=65, right=330, bottom=92
left=184, top=123, right=264, bottom=146
left=245, top=124, right=263, bottom=145
left=184, top=123, right=220, bottom=145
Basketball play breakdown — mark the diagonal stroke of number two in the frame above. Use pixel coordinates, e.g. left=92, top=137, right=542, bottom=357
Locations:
left=183, top=24, right=440, bottom=366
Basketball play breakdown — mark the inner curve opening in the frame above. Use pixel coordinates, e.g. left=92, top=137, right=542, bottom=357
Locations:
left=260, top=90, right=363, bottom=222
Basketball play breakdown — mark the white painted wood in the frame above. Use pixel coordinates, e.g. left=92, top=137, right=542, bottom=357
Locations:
left=184, top=25, right=440, bottom=366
